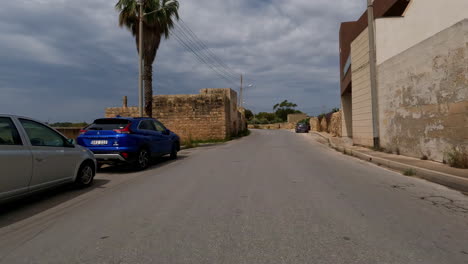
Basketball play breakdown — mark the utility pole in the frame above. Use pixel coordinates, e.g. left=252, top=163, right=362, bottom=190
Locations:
left=137, top=0, right=144, bottom=117
left=367, top=0, right=380, bottom=148
left=240, top=74, right=243, bottom=108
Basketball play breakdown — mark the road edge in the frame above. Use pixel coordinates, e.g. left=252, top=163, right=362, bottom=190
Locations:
left=311, top=132, right=468, bottom=193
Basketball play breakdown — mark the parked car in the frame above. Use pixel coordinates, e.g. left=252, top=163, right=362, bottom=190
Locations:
left=77, top=117, right=180, bottom=170
left=0, top=114, right=96, bottom=202
left=295, top=123, right=310, bottom=133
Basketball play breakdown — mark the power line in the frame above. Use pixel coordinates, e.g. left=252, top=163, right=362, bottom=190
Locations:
left=169, top=20, right=241, bottom=86
left=171, top=24, right=238, bottom=84
left=177, top=19, right=239, bottom=80
left=173, top=24, right=239, bottom=83
left=171, top=24, right=239, bottom=84
left=169, top=29, right=239, bottom=87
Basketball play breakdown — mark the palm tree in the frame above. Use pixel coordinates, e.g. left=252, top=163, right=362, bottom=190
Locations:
left=116, top=0, right=180, bottom=117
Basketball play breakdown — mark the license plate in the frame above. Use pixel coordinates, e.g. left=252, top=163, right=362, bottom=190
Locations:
left=91, top=140, right=108, bottom=145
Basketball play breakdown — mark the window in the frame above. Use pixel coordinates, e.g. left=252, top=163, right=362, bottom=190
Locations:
left=87, top=118, right=131, bottom=131
left=153, top=121, right=166, bottom=132
left=139, top=120, right=156, bottom=131
left=0, top=117, right=22, bottom=145
left=19, top=119, right=66, bottom=147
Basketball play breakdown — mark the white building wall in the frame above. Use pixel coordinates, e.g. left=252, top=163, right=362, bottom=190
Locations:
left=375, top=0, right=468, bottom=65
left=351, top=28, right=374, bottom=147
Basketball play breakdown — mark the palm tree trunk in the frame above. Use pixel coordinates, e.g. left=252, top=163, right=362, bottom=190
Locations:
left=144, top=57, right=153, bottom=117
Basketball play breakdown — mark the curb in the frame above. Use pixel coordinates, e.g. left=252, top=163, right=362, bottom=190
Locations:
left=311, top=132, right=468, bottom=193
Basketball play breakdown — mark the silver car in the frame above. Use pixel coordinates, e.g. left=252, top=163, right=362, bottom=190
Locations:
left=0, top=114, right=96, bottom=202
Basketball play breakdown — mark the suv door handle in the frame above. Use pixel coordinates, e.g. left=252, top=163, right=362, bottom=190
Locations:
left=35, top=158, right=44, bottom=162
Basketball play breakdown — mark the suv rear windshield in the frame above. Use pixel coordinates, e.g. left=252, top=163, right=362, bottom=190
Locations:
left=87, top=119, right=131, bottom=131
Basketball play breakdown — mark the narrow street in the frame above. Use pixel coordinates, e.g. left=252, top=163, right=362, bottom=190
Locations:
left=1, top=130, right=467, bottom=264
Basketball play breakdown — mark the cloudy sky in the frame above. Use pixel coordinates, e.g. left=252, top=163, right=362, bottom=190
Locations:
left=0, top=0, right=366, bottom=123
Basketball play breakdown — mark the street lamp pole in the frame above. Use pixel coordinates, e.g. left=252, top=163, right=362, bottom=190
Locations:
left=137, top=0, right=144, bottom=117
left=367, top=0, right=380, bottom=148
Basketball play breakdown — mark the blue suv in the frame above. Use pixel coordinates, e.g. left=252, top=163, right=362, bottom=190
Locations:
left=77, top=117, right=180, bottom=170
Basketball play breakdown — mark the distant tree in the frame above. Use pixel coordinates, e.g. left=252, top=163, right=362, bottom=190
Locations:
left=50, top=122, right=89, bottom=128
left=256, top=112, right=277, bottom=122
left=244, top=109, right=254, bottom=121
left=273, top=100, right=298, bottom=111
left=273, top=100, right=302, bottom=121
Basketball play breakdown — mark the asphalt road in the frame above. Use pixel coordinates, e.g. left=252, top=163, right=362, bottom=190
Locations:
left=1, top=130, right=468, bottom=264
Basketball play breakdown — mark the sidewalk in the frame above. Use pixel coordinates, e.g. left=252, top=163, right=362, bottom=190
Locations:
left=309, top=131, right=468, bottom=193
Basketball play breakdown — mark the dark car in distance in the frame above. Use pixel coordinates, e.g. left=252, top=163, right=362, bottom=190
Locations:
left=77, top=117, right=180, bottom=170
left=295, top=123, right=310, bottom=133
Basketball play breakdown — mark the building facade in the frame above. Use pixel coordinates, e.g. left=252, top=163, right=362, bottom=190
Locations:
left=339, top=0, right=468, bottom=162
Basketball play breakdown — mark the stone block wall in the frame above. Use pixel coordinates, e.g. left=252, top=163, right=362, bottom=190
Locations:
left=248, top=123, right=295, bottom=130
left=329, top=111, right=342, bottom=137
left=377, top=19, right=468, bottom=162
left=105, top=89, right=246, bottom=142
left=309, top=117, right=320, bottom=132
left=320, top=118, right=328, bottom=132
left=287, top=113, right=308, bottom=124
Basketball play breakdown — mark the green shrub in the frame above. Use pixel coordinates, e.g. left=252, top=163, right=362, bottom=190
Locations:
left=403, top=169, right=416, bottom=176
left=445, top=147, right=468, bottom=169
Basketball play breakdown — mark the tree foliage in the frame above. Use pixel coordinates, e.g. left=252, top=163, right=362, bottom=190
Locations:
left=248, top=100, right=303, bottom=124
left=244, top=109, right=254, bottom=121
left=116, top=0, right=180, bottom=117
left=272, top=100, right=302, bottom=121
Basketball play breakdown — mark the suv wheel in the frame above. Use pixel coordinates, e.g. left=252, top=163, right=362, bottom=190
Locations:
left=134, top=148, right=150, bottom=170
left=75, top=162, right=95, bottom=187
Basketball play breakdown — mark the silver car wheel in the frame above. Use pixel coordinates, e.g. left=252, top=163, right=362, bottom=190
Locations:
left=80, top=165, right=94, bottom=185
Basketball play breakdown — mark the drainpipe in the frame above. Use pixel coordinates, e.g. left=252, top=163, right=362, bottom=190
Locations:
left=367, top=0, right=380, bottom=148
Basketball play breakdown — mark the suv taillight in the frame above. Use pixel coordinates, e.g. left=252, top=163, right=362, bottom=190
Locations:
left=114, top=123, right=132, bottom=134
left=79, top=129, right=88, bottom=135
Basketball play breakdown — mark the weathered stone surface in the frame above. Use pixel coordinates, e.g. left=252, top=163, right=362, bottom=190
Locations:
left=309, top=117, right=320, bottom=132
left=287, top=114, right=308, bottom=124
left=248, top=123, right=295, bottom=130
left=329, top=111, right=342, bottom=137
left=377, top=19, right=468, bottom=162
left=105, top=89, right=246, bottom=142
left=320, top=118, right=328, bottom=132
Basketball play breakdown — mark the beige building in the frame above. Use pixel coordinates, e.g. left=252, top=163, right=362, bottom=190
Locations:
left=340, top=0, right=468, bottom=162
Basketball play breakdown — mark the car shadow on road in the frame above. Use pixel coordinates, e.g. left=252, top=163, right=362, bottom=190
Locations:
left=98, top=155, right=189, bottom=174
left=0, top=179, right=109, bottom=229
left=0, top=156, right=189, bottom=228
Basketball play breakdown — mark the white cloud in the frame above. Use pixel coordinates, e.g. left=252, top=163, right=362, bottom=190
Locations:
left=0, top=0, right=366, bottom=121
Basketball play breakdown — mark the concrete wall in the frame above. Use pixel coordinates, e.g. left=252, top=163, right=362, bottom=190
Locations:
left=287, top=114, right=308, bottom=124
left=377, top=19, right=468, bottom=162
left=106, top=89, right=246, bottom=142
left=341, top=92, right=352, bottom=138
left=376, top=0, right=468, bottom=65
left=351, top=28, right=374, bottom=146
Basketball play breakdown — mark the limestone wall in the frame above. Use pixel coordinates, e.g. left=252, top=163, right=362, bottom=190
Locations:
left=377, top=20, right=468, bottom=162
left=248, top=123, right=295, bottom=130
left=309, top=117, right=320, bottom=132
left=329, top=111, right=342, bottom=137
left=287, top=113, right=308, bottom=124
left=105, top=89, right=246, bottom=142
